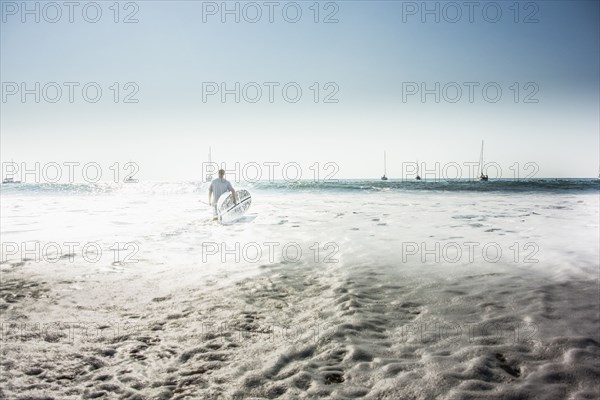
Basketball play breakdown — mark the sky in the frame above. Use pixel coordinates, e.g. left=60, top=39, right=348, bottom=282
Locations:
left=1, top=0, right=599, bottom=180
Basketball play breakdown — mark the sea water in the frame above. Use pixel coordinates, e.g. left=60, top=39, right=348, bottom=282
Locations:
left=1, top=180, right=598, bottom=399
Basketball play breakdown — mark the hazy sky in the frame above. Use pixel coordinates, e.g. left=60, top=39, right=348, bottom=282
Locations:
left=1, top=0, right=599, bottom=180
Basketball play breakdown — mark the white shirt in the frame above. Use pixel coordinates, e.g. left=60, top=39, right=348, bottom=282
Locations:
left=209, top=178, right=233, bottom=203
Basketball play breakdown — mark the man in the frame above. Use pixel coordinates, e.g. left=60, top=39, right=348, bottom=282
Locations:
left=208, top=169, right=237, bottom=219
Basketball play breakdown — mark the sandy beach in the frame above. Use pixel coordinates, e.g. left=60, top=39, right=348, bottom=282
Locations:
left=1, top=183, right=598, bottom=399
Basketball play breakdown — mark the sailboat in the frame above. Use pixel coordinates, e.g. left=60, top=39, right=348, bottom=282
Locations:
left=381, top=151, right=388, bottom=180
left=416, top=160, right=422, bottom=180
left=478, top=140, right=489, bottom=181
left=2, top=176, right=20, bottom=184
left=2, top=160, right=21, bottom=184
left=205, top=147, right=213, bottom=182
left=124, top=160, right=138, bottom=183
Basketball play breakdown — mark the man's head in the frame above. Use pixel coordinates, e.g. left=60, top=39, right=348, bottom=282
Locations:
left=218, top=169, right=225, bottom=178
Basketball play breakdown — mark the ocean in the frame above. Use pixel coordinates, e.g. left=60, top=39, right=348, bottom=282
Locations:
left=1, top=179, right=599, bottom=399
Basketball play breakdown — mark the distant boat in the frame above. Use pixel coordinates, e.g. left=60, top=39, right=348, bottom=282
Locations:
left=2, top=176, right=21, bottom=184
left=205, top=147, right=213, bottom=182
left=2, top=159, right=21, bottom=184
left=416, top=160, right=422, bottom=180
left=478, top=140, right=489, bottom=181
left=381, top=151, right=388, bottom=180
left=123, top=161, right=138, bottom=183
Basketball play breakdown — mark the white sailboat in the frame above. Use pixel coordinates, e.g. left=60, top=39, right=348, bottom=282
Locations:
left=124, top=160, right=138, bottom=183
left=2, top=159, right=21, bottom=184
left=381, top=151, right=388, bottom=180
left=2, top=176, right=20, bottom=184
left=205, top=147, right=213, bottom=182
left=416, top=160, right=422, bottom=180
left=478, top=140, right=489, bottom=181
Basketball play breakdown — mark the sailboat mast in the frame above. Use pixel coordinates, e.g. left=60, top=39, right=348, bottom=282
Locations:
left=206, top=147, right=213, bottom=182
left=384, top=151, right=387, bottom=175
left=479, top=140, right=484, bottom=175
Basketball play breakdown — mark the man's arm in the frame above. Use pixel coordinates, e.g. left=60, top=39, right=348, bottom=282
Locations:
left=208, top=188, right=213, bottom=205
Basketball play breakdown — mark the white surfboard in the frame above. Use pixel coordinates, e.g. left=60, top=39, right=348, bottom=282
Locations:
left=216, top=189, right=252, bottom=222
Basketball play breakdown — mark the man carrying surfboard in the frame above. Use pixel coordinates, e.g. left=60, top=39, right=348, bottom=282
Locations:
left=208, top=169, right=237, bottom=219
